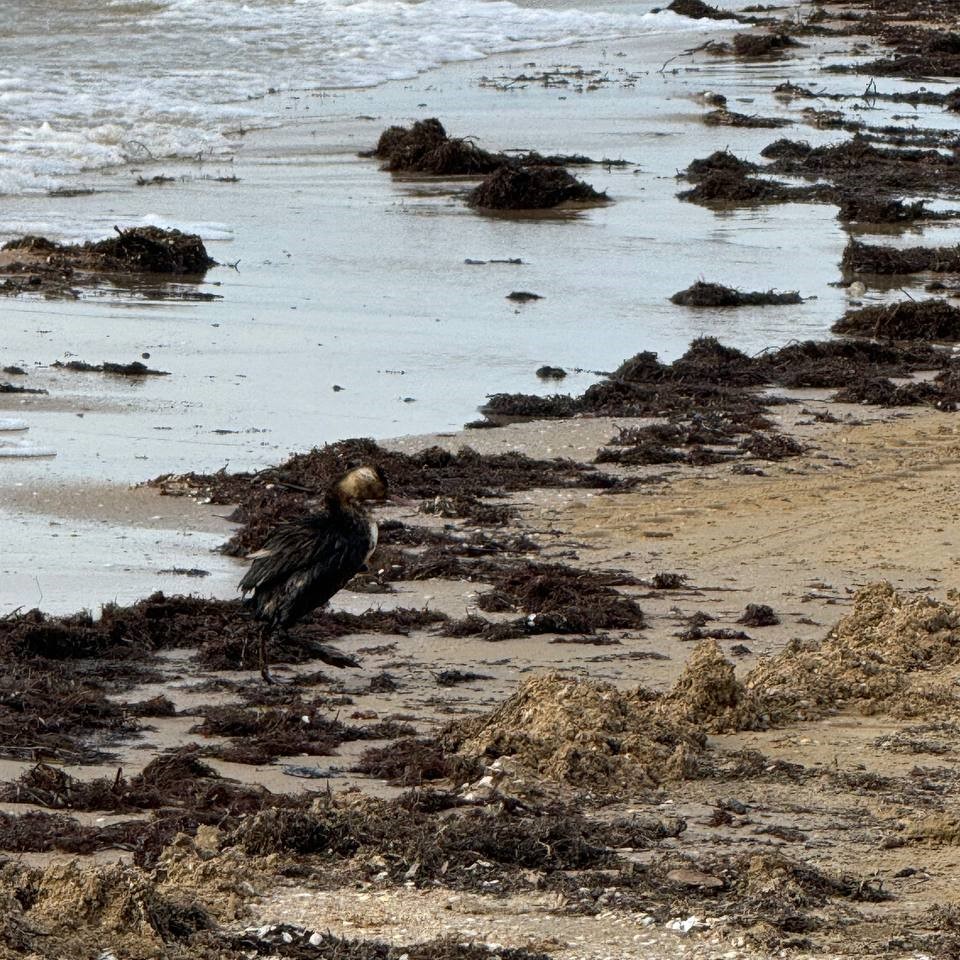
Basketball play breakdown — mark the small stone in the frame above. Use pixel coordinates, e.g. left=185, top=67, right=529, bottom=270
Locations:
left=666, top=868, right=724, bottom=890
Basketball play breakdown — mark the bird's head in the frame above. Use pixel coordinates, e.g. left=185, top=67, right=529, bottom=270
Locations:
left=333, top=464, right=388, bottom=504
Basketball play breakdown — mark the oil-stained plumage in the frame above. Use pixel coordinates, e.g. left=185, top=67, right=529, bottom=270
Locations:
left=240, top=464, right=387, bottom=682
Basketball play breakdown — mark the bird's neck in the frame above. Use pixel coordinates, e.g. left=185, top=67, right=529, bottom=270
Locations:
left=325, top=486, right=361, bottom=511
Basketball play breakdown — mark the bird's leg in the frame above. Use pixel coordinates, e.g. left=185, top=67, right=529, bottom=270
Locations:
left=259, top=623, right=275, bottom=684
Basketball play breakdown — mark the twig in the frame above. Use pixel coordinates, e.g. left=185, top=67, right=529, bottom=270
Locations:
left=658, top=40, right=720, bottom=74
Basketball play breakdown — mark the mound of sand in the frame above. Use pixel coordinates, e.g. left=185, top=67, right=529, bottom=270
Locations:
left=0, top=859, right=214, bottom=959
left=657, top=639, right=764, bottom=734
left=445, top=641, right=760, bottom=792
left=748, top=582, right=960, bottom=721
left=445, top=674, right=698, bottom=791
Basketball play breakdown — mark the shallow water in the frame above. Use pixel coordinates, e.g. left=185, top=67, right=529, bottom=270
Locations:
left=0, top=0, right=736, bottom=196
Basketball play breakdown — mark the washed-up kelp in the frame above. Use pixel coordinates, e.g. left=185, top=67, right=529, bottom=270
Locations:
left=833, top=299, right=960, bottom=340
left=4, top=226, right=214, bottom=274
left=671, top=281, right=801, bottom=306
left=468, top=165, right=607, bottom=210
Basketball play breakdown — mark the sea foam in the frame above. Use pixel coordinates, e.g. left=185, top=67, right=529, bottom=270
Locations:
left=0, top=0, right=736, bottom=196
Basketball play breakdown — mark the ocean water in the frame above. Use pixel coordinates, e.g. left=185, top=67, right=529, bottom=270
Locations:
left=3, top=0, right=952, bottom=483
left=0, top=0, right=736, bottom=196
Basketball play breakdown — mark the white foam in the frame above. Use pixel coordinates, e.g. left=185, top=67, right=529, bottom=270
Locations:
left=0, top=439, right=56, bottom=458
left=0, top=418, right=29, bottom=432
left=136, top=214, right=234, bottom=242
left=0, top=1, right=737, bottom=196
left=0, top=214, right=234, bottom=247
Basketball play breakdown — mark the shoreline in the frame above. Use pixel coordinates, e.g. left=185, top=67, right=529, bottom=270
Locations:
left=7, top=7, right=960, bottom=613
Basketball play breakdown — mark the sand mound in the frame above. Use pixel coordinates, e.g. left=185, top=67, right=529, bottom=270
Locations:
left=444, top=674, right=699, bottom=791
left=155, top=831, right=267, bottom=920
left=444, top=651, right=758, bottom=792
left=748, top=582, right=960, bottom=721
left=657, top=639, right=764, bottom=734
left=0, top=831, right=272, bottom=957
left=0, top=859, right=214, bottom=958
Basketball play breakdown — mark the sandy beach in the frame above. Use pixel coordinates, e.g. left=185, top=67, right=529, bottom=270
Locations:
left=2, top=0, right=960, bottom=957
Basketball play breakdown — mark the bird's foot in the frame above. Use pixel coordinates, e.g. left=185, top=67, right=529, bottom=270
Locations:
left=260, top=668, right=293, bottom=685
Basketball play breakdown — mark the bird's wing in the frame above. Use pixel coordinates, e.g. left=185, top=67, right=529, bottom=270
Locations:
left=239, top=513, right=370, bottom=596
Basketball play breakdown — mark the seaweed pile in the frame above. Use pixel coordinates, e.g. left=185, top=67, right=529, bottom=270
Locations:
left=484, top=337, right=773, bottom=423
left=150, top=439, right=626, bottom=554
left=51, top=359, right=169, bottom=376
left=758, top=337, right=943, bottom=388
left=595, top=420, right=741, bottom=467
left=683, top=149, right=758, bottom=179
left=836, top=194, right=939, bottom=224
left=0, top=749, right=286, bottom=864
left=0, top=592, right=446, bottom=680
left=842, top=26, right=960, bottom=79
left=0, top=666, right=138, bottom=763
left=441, top=560, right=646, bottom=640
left=833, top=299, right=960, bottom=341
left=670, top=281, right=801, bottom=307
left=665, top=0, right=738, bottom=20
left=467, top=165, right=607, bottom=210
left=483, top=335, right=950, bottom=429
left=3, top=226, right=215, bottom=275
left=701, top=108, right=792, bottom=129
left=363, top=118, right=503, bottom=176
left=763, top=137, right=960, bottom=202
left=0, top=547, right=656, bottom=679
left=842, top=240, right=960, bottom=277
left=710, top=33, right=803, bottom=59
left=676, top=163, right=822, bottom=206
left=679, top=136, right=960, bottom=223
left=192, top=698, right=415, bottom=765
left=362, top=118, right=607, bottom=210
left=833, top=376, right=937, bottom=407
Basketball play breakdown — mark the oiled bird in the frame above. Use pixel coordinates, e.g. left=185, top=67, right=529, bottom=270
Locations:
left=240, top=464, right=388, bottom=682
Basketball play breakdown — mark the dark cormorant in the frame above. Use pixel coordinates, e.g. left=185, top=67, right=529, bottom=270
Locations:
left=239, top=464, right=388, bottom=682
